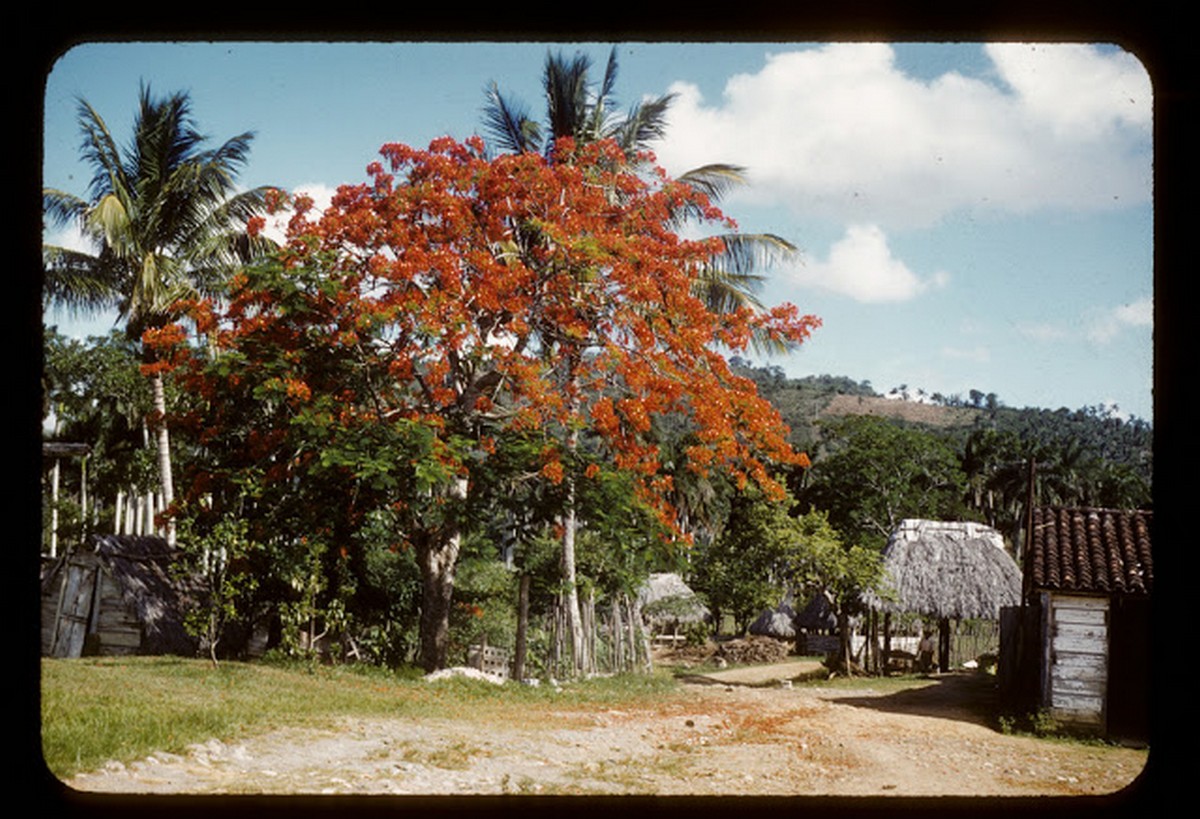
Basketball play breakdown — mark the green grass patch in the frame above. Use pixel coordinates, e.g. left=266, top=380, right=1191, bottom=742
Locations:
left=796, top=672, right=941, bottom=694
left=40, top=657, right=682, bottom=781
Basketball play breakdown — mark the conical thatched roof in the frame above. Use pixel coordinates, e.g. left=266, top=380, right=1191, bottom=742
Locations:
left=866, top=519, right=1021, bottom=620
left=794, top=593, right=837, bottom=631
left=636, top=573, right=710, bottom=625
left=749, top=603, right=797, bottom=639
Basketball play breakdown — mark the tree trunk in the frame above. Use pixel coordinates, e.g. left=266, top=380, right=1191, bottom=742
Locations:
left=149, top=372, right=176, bottom=547
left=556, top=348, right=589, bottom=677
left=514, top=573, right=530, bottom=681
left=838, top=609, right=852, bottom=677
left=560, top=479, right=587, bottom=676
left=415, top=476, right=468, bottom=673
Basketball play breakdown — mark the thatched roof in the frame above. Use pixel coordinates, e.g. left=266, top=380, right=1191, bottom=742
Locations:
left=749, top=603, right=797, bottom=639
left=1026, top=506, right=1152, bottom=596
left=794, top=593, right=837, bottom=631
left=866, top=519, right=1021, bottom=620
left=636, top=573, right=710, bottom=625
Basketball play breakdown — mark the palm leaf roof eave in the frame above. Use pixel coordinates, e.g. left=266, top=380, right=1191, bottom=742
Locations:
left=864, top=519, right=1023, bottom=621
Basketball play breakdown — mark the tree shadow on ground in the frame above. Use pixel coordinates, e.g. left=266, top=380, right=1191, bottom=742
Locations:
left=821, top=671, right=999, bottom=730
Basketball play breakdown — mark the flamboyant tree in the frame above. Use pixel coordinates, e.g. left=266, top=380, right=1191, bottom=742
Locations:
left=166, top=135, right=819, bottom=671
left=483, top=49, right=803, bottom=672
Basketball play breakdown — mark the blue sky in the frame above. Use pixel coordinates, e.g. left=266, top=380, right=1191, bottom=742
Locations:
left=42, top=40, right=1154, bottom=422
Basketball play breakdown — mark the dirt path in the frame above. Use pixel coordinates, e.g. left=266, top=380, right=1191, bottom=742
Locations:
left=62, top=672, right=1148, bottom=797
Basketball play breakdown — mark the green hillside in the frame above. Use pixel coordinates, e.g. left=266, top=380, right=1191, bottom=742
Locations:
left=730, top=358, right=1153, bottom=495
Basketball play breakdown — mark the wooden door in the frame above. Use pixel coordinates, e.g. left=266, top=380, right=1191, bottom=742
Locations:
left=1045, top=593, right=1108, bottom=731
left=49, top=558, right=99, bottom=658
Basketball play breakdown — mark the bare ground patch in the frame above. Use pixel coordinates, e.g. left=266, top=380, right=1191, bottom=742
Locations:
left=61, top=672, right=1147, bottom=798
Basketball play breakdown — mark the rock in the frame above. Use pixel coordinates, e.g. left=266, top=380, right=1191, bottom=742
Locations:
left=424, top=666, right=506, bottom=685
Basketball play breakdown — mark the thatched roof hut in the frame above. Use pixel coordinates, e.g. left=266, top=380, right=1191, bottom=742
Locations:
left=867, top=519, right=1022, bottom=620
left=749, top=603, right=797, bottom=639
left=636, top=573, right=710, bottom=629
left=794, top=593, right=837, bottom=632
left=41, top=534, right=201, bottom=658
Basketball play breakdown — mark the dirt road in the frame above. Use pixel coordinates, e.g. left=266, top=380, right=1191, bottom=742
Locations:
left=60, top=669, right=1148, bottom=798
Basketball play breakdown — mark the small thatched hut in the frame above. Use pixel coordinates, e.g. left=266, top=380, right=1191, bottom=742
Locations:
left=749, top=603, right=797, bottom=640
left=795, top=593, right=837, bottom=632
left=867, top=519, right=1022, bottom=672
left=636, top=573, right=709, bottom=637
left=41, top=534, right=201, bottom=658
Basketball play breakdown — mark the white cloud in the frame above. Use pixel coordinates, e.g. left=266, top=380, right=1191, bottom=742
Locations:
left=941, top=345, right=991, bottom=363
left=654, top=43, right=1152, bottom=230
left=984, top=43, right=1152, bottom=139
left=261, top=182, right=337, bottom=244
left=1087, top=296, right=1153, bottom=343
left=787, top=223, right=947, bottom=302
left=1018, top=322, right=1070, bottom=342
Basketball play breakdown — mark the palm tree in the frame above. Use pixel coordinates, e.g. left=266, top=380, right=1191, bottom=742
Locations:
left=482, top=48, right=800, bottom=674
left=482, top=47, right=799, bottom=336
left=43, top=84, right=276, bottom=545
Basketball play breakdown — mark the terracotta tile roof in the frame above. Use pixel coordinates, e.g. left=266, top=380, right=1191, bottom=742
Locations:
left=1027, top=507, right=1153, bottom=595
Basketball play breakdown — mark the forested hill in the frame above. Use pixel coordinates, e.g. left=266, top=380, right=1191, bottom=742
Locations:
left=730, top=359, right=1153, bottom=488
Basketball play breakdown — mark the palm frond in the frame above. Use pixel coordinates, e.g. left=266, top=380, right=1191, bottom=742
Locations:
left=42, top=188, right=89, bottom=229
left=690, top=265, right=765, bottom=313
left=75, top=98, right=127, bottom=203
left=615, top=93, right=675, bottom=156
left=482, top=81, right=541, bottom=154
left=41, top=246, right=124, bottom=315
left=711, top=232, right=798, bottom=277
left=677, top=164, right=748, bottom=202
left=544, top=50, right=591, bottom=143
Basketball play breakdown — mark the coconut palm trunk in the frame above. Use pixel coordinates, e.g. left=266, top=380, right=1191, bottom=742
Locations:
left=148, top=370, right=176, bottom=546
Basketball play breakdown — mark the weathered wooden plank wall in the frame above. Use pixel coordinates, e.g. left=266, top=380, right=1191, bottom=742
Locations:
left=1046, top=594, right=1109, bottom=728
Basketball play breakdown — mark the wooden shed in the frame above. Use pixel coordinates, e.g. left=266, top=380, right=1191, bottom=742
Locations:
left=1003, top=506, right=1153, bottom=739
left=41, top=534, right=201, bottom=658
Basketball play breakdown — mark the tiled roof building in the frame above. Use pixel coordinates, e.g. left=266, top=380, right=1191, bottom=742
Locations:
left=1026, top=506, right=1153, bottom=596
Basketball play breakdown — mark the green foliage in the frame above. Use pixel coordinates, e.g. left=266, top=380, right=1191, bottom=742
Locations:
left=41, top=329, right=164, bottom=526
left=449, top=550, right=519, bottom=660
left=788, top=509, right=887, bottom=616
left=690, top=486, right=805, bottom=634
left=177, top=517, right=260, bottom=664
left=800, top=415, right=969, bottom=549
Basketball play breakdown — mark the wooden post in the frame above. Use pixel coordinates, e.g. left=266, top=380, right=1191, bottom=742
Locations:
left=80, top=454, right=89, bottom=540
left=514, top=573, right=530, bottom=682
left=883, top=612, right=892, bottom=676
left=49, top=458, right=61, bottom=558
left=938, top=617, right=951, bottom=673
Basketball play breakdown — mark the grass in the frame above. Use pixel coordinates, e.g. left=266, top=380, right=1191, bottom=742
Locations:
left=798, top=672, right=942, bottom=693
left=40, top=656, right=682, bottom=780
